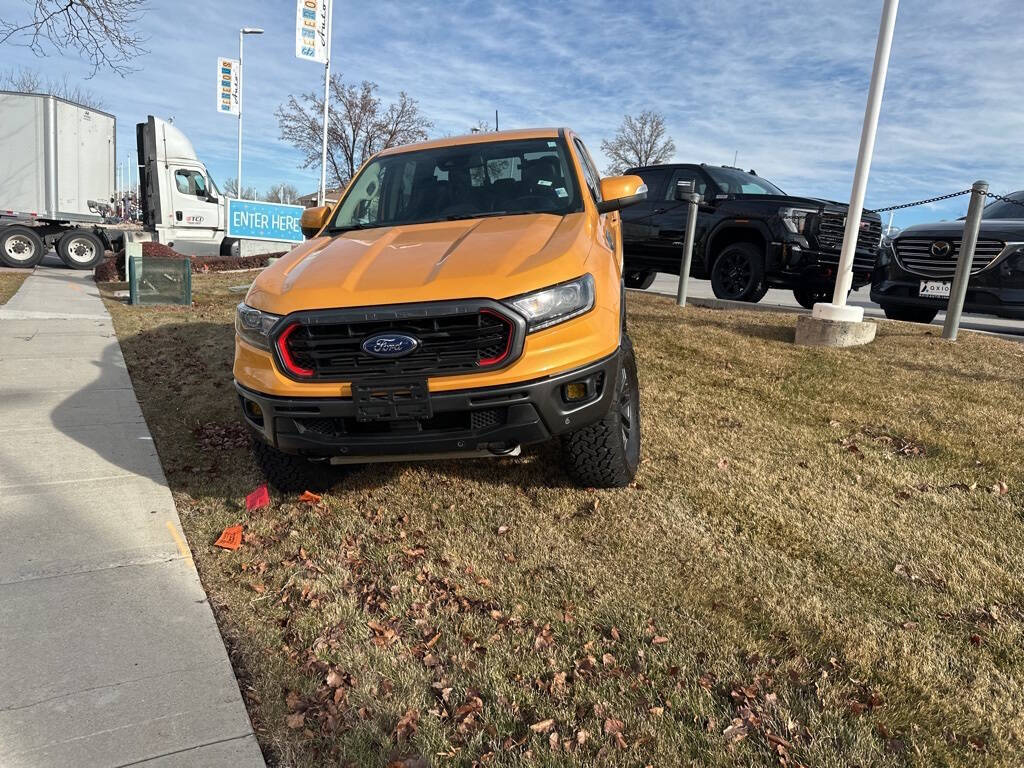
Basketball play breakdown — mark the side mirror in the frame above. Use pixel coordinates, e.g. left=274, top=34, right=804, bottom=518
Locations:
left=595, top=175, right=647, bottom=214
left=300, top=205, right=331, bottom=238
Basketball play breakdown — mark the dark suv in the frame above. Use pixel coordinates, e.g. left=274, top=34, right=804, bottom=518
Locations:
left=621, top=164, right=882, bottom=307
left=871, top=191, right=1024, bottom=322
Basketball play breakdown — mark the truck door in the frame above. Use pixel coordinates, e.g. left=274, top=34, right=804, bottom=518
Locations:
left=647, top=168, right=712, bottom=271
left=620, top=167, right=669, bottom=258
left=169, top=167, right=222, bottom=231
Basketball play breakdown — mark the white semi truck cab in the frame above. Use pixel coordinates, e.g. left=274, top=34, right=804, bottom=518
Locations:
left=0, top=91, right=246, bottom=269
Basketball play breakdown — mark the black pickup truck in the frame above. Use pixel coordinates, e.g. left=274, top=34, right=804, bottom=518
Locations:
left=620, top=164, right=883, bottom=307
left=872, top=191, right=1024, bottom=322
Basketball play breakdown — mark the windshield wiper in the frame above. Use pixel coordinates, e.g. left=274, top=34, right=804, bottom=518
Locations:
left=328, top=223, right=377, bottom=234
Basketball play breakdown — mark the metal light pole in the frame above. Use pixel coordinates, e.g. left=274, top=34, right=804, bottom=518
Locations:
left=238, top=26, right=264, bottom=200
left=812, top=0, right=899, bottom=324
left=317, top=4, right=333, bottom=206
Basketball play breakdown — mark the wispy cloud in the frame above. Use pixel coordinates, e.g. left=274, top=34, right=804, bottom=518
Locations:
left=2, top=0, right=1022, bottom=226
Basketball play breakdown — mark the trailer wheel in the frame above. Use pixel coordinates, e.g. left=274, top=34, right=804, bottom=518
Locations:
left=57, top=231, right=105, bottom=269
left=0, top=226, right=46, bottom=268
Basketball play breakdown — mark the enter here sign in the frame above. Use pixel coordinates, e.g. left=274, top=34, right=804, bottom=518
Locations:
left=227, top=199, right=305, bottom=243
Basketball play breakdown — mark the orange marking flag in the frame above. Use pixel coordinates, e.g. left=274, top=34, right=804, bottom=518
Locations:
left=214, top=524, right=243, bottom=551
left=298, top=490, right=322, bottom=504
left=245, top=484, right=270, bottom=511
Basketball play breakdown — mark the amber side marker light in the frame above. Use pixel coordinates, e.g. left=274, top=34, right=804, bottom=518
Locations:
left=563, top=382, right=589, bottom=402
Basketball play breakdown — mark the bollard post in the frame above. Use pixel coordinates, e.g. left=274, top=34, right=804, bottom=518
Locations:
left=675, top=183, right=701, bottom=308
left=942, top=180, right=988, bottom=341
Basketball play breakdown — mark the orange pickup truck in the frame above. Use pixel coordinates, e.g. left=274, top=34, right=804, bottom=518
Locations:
left=234, top=128, right=647, bottom=489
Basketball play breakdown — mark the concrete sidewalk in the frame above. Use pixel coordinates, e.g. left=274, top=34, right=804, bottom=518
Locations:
left=0, top=268, right=264, bottom=767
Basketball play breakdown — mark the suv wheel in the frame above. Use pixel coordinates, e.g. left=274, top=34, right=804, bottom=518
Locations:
left=624, top=269, right=656, bottom=290
left=882, top=304, right=939, bottom=324
left=561, top=336, right=641, bottom=488
left=710, top=243, right=767, bottom=302
left=251, top=436, right=338, bottom=493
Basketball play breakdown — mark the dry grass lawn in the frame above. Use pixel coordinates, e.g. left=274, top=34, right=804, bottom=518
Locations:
left=102, top=273, right=1024, bottom=767
left=0, top=270, right=29, bottom=304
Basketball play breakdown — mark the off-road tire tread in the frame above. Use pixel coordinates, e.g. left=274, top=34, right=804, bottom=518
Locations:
left=561, top=339, right=639, bottom=489
left=251, top=436, right=333, bottom=493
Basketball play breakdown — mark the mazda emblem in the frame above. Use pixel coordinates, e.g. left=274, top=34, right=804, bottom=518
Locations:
left=930, top=241, right=951, bottom=258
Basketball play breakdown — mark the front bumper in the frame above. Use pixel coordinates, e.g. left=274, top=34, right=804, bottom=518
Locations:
left=871, top=277, right=1024, bottom=320
left=768, top=239, right=876, bottom=289
left=236, top=350, right=622, bottom=458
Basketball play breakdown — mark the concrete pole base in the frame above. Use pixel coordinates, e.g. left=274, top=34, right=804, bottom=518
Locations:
left=795, top=314, right=877, bottom=347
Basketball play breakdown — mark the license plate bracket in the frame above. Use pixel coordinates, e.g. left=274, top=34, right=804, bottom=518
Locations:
left=353, top=379, right=431, bottom=422
left=919, top=280, right=951, bottom=298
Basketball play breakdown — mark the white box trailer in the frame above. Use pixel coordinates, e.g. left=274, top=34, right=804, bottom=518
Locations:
left=1, top=91, right=297, bottom=270
left=0, top=90, right=116, bottom=222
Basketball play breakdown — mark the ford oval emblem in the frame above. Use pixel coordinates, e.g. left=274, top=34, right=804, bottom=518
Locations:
left=361, top=333, right=420, bottom=358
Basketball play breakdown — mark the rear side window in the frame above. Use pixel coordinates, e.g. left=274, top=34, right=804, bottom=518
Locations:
left=664, top=169, right=708, bottom=200
left=631, top=167, right=670, bottom=200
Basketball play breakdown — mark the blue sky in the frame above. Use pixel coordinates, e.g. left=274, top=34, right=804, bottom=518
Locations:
left=2, top=0, right=1023, bottom=227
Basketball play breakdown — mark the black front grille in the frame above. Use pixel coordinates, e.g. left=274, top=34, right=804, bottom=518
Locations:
left=816, top=211, right=883, bottom=252
left=294, top=407, right=507, bottom=437
left=894, top=238, right=1005, bottom=279
left=279, top=307, right=515, bottom=380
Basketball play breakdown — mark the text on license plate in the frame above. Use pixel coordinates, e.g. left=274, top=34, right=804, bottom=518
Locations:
left=919, top=280, right=951, bottom=298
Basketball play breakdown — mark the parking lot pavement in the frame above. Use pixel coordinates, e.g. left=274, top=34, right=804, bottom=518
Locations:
left=0, top=267, right=265, bottom=767
left=646, top=272, right=1024, bottom=340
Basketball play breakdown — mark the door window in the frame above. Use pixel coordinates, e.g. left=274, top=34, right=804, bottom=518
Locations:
left=174, top=169, right=208, bottom=198
left=573, top=138, right=603, bottom=203
left=632, top=167, right=670, bottom=200
left=665, top=169, right=708, bottom=200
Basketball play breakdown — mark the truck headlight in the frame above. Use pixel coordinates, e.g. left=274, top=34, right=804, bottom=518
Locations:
left=780, top=207, right=818, bottom=235
left=235, top=303, right=281, bottom=350
left=505, top=274, right=595, bottom=332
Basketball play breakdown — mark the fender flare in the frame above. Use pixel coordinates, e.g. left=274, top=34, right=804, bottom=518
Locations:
left=704, top=219, right=773, bottom=273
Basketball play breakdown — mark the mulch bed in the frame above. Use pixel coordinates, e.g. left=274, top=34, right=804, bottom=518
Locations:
left=94, top=242, right=287, bottom=282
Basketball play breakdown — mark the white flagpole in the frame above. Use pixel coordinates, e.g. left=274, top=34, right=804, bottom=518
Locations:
left=318, top=0, right=333, bottom=206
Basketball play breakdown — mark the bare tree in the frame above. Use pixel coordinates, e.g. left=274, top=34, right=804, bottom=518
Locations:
left=0, top=0, right=149, bottom=76
left=222, top=178, right=259, bottom=201
left=600, top=110, right=676, bottom=175
left=276, top=76, right=432, bottom=189
left=264, top=183, right=300, bottom=205
left=0, top=66, right=105, bottom=108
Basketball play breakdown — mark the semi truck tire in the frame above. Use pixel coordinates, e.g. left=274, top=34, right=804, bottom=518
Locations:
left=0, top=226, right=46, bottom=268
left=561, top=336, right=641, bottom=489
left=57, top=230, right=106, bottom=269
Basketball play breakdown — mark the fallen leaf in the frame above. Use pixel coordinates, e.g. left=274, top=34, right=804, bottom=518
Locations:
left=497, top=525, right=509, bottom=535
left=245, top=485, right=270, bottom=511
left=576, top=729, right=590, bottom=745
left=286, top=712, right=305, bottom=729
left=530, top=718, right=555, bottom=733
left=717, top=457, right=730, bottom=471
left=991, top=481, right=1009, bottom=496
left=610, top=626, right=620, bottom=641
left=649, top=706, right=664, bottom=716
left=651, top=635, right=669, bottom=645
left=602, top=653, right=616, bottom=667
left=285, top=690, right=303, bottom=711
left=395, top=708, right=419, bottom=740
left=970, top=634, right=983, bottom=647
left=326, top=669, right=345, bottom=688
left=214, top=524, right=243, bottom=551
left=298, top=490, right=322, bottom=504
left=603, top=718, right=623, bottom=735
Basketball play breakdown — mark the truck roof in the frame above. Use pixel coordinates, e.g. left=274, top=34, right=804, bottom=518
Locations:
left=376, top=128, right=567, bottom=157
left=0, top=89, right=117, bottom=121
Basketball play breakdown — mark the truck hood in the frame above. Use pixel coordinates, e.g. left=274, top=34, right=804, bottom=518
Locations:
left=726, top=195, right=881, bottom=219
left=898, top=219, right=1024, bottom=242
left=246, top=213, right=593, bottom=315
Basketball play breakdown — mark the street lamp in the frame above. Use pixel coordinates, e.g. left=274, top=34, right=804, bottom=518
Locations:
left=237, top=26, right=264, bottom=199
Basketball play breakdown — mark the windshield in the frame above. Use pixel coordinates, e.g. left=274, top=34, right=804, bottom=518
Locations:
left=981, top=191, right=1024, bottom=219
left=329, top=137, right=583, bottom=232
left=704, top=166, right=785, bottom=196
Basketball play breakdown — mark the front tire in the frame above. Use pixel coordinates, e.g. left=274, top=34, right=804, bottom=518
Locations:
left=624, top=269, right=656, bottom=290
left=710, top=243, right=767, bottom=302
left=0, top=226, right=45, bottom=268
left=251, top=436, right=338, bottom=493
left=882, top=304, right=939, bottom=324
left=793, top=286, right=833, bottom=310
left=561, top=337, right=641, bottom=488
left=57, top=230, right=106, bottom=269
